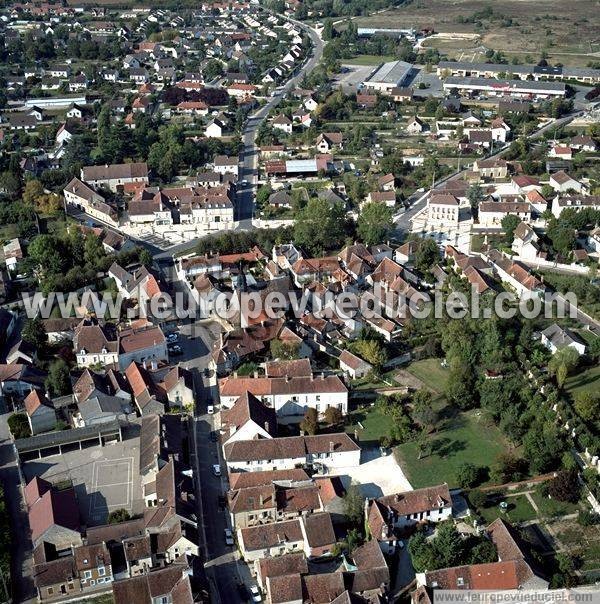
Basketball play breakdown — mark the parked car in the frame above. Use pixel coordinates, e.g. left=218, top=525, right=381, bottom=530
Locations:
left=250, top=585, right=262, bottom=603
left=212, top=464, right=221, bottom=477
left=224, top=528, right=234, bottom=546
left=166, top=333, right=178, bottom=343
left=207, top=404, right=214, bottom=414
left=168, top=345, right=183, bottom=356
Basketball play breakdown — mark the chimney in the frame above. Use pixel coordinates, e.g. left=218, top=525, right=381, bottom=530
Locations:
left=264, top=421, right=270, bottom=433
left=329, top=441, right=334, bottom=453
left=142, top=359, right=147, bottom=369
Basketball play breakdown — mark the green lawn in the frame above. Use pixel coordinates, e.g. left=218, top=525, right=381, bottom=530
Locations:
left=405, top=358, right=450, bottom=394
left=345, top=406, right=390, bottom=446
left=476, top=494, right=538, bottom=525
left=531, top=490, right=581, bottom=518
left=565, top=364, right=600, bottom=398
left=394, top=409, right=508, bottom=488
left=343, top=54, right=396, bottom=65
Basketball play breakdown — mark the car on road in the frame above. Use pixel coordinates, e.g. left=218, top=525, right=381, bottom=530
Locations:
left=212, top=464, right=221, bottom=477
left=168, top=345, right=183, bottom=356
left=224, top=528, right=234, bottom=546
left=207, top=404, right=214, bottom=414
left=250, top=585, right=262, bottom=602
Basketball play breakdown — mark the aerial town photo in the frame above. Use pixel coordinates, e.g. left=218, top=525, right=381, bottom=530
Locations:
left=1, top=0, right=600, bottom=602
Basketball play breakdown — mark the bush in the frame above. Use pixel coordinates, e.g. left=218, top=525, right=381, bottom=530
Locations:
left=577, top=510, right=600, bottom=526
left=7, top=413, right=31, bottom=439
left=108, top=509, right=131, bottom=524
left=455, top=463, right=486, bottom=488
left=547, top=470, right=581, bottom=503
left=469, top=489, right=488, bottom=510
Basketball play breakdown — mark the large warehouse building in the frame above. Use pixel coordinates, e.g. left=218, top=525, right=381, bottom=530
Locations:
left=437, top=61, right=600, bottom=85
left=442, top=76, right=566, bottom=99
left=363, top=60, right=414, bottom=94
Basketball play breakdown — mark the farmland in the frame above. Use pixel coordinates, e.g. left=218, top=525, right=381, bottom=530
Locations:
left=355, top=0, right=600, bottom=67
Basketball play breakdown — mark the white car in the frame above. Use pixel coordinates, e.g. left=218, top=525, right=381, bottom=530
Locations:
left=212, top=464, right=221, bottom=477
left=224, top=528, right=234, bottom=546
left=207, top=404, right=214, bottom=414
left=250, top=585, right=262, bottom=602
left=166, top=333, right=178, bottom=343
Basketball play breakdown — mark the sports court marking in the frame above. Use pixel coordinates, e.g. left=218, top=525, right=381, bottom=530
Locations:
left=88, top=457, right=133, bottom=520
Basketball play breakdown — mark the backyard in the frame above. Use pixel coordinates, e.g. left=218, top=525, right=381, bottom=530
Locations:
left=395, top=408, right=509, bottom=488
left=403, top=358, right=450, bottom=394
left=565, top=364, right=600, bottom=398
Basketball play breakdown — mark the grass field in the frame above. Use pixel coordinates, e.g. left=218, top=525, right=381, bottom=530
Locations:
left=565, top=364, right=600, bottom=398
left=354, top=0, right=599, bottom=67
left=476, top=494, right=538, bottom=525
left=343, top=54, right=396, bottom=66
left=405, top=358, right=450, bottom=394
left=395, top=409, right=508, bottom=488
left=531, top=489, right=581, bottom=518
left=345, top=406, right=390, bottom=445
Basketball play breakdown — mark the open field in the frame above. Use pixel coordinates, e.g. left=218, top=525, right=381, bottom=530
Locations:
left=395, top=409, right=508, bottom=488
left=404, top=358, right=450, bottom=394
left=355, top=0, right=600, bottom=67
left=565, top=364, right=600, bottom=398
left=345, top=406, right=390, bottom=446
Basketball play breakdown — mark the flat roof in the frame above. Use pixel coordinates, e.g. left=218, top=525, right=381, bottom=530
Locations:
left=366, top=60, right=413, bottom=85
left=15, top=420, right=121, bottom=453
left=438, top=61, right=600, bottom=79
left=443, top=76, right=566, bottom=92
left=286, top=159, right=318, bottom=173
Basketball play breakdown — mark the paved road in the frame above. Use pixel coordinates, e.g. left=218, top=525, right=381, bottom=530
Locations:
left=393, top=110, right=584, bottom=236
left=236, top=15, right=325, bottom=223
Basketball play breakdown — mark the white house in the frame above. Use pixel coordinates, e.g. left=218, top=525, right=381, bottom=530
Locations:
left=223, top=433, right=361, bottom=473
left=549, top=170, right=585, bottom=194
left=427, top=193, right=459, bottom=226
left=366, top=484, right=452, bottom=554
left=272, top=114, right=293, bottom=134
left=220, top=391, right=277, bottom=445
left=478, top=201, right=532, bottom=227
left=218, top=374, right=348, bottom=419
left=541, top=324, right=586, bottom=355
left=213, top=155, right=239, bottom=176
left=338, top=350, right=373, bottom=379
left=205, top=120, right=224, bottom=138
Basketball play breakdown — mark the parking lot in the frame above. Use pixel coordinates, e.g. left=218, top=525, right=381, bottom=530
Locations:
left=334, top=63, right=377, bottom=92
left=22, top=425, right=144, bottom=526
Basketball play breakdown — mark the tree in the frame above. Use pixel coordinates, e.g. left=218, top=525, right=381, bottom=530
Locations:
left=357, top=202, right=393, bottom=246
left=46, top=359, right=72, bottom=397
left=414, top=238, right=440, bottom=273
left=547, top=470, right=581, bottom=503
left=468, top=489, right=488, bottom=510
left=501, top=215, right=521, bottom=244
left=7, top=413, right=31, bottom=439
left=139, top=248, right=153, bottom=267
left=409, top=530, right=437, bottom=572
left=541, top=184, right=555, bottom=200
left=548, top=346, right=579, bottom=387
left=455, top=462, right=485, bottom=488
left=343, top=482, right=364, bottom=528
left=432, top=522, right=465, bottom=569
left=350, top=339, right=387, bottom=371
left=490, top=452, right=527, bottom=484
left=299, top=407, right=318, bottom=435
left=22, top=179, right=44, bottom=206
left=28, top=234, right=67, bottom=274
left=293, top=198, right=346, bottom=255
left=467, top=183, right=484, bottom=212
left=574, top=391, right=600, bottom=421
left=412, top=389, right=436, bottom=431
left=324, top=406, right=343, bottom=426
left=108, top=508, right=131, bottom=524
left=22, top=317, right=47, bottom=349
left=270, top=339, right=300, bottom=360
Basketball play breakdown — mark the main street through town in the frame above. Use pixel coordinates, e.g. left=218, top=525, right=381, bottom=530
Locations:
left=166, top=15, right=325, bottom=604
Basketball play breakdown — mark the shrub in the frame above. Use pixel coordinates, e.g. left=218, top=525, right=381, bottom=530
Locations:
left=7, top=413, right=31, bottom=439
